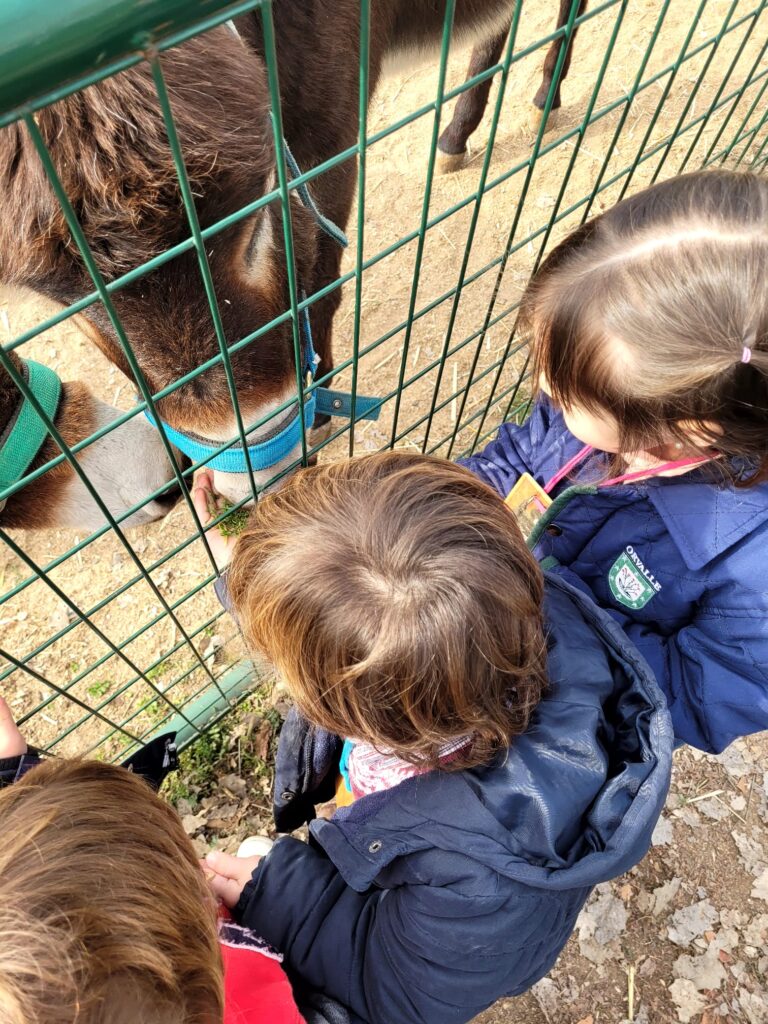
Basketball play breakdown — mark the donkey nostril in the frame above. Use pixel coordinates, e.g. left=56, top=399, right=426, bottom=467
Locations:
left=153, top=452, right=190, bottom=512
left=154, top=480, right=183, bottom=511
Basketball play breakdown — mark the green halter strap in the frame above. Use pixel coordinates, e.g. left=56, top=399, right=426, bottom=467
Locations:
left=0, top=359, right=62, bottom=510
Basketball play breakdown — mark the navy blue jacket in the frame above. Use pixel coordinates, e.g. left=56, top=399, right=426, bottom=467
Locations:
left=460, top=399, right=768, bottom=754
left=232, top=575, right=672, bottom=1024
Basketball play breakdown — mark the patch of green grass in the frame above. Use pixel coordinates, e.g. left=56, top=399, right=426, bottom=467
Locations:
left=144, top=697, right=171, bottom=724
left=160, top=682, right=281, bottom=808
left=164, top=725, right=229, bottom=802
left=87, top=679, right=113, bottom=699
left=263, top=705, right=283, bottom=731
left=218, top=499, right=250, bottom=537
left=68, top=661, right=80, bottom=675
left=162, top=773, right=192, bottom=804
left=146, top=660, right=170, bottom=683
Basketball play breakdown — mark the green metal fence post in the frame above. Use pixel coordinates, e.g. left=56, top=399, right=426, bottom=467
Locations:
left=676, top=0, right=766, bottom=174
left=420, top=1, right=523, bottom=455
left=261, top=0, right=311, bottom=468
left=725, top=74, right=768, bottom=166
left=464, top=0, right=585, bottom=456
left=649, top=0, right=741, bottom=185
left=615, top=0, right=708, bottom=203
left=700, top=16, right=768, bottom=167
left=388, top=0, right=457, bottom=448
left=349, top=0, right=372, bottom=455
left=453, top=0, right=627, bottom=456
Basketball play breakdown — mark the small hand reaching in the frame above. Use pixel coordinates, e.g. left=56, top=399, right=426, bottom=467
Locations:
left=192, top=469, right=239, bottom=572
left=203, top=850, right=262, bottom=909
left=0, top=695, right=27, bottom=759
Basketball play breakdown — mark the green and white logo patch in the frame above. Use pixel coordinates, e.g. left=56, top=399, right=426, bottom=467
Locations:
left=608, top=550, right=658, bottom=610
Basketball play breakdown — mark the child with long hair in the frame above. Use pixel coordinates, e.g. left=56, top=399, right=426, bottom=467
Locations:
left=462, top=169, right=768, bottom=754
left=193, top=453, right=671, bottom=1024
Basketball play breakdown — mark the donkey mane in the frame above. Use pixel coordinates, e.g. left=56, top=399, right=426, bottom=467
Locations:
left=0, top=27, right=274, bottom=287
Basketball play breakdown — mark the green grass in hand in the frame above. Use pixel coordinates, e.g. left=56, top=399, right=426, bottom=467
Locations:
left=217, top=499, right=250, bottom=537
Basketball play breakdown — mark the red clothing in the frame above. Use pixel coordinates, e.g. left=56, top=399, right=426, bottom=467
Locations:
left=220, top=920, right=304, bottom=1024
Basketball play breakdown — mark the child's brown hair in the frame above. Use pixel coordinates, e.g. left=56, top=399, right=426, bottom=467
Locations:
left=0, top=759, right=223, bottom=1024
left=526, top=169, right=768, bottom=484
left=228, top=451, right=548, bottom=770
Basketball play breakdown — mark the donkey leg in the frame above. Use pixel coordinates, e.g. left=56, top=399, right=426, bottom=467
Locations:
left=531, top=0, right=587, bottom=128
left=437, top=22, right=510, bottom=174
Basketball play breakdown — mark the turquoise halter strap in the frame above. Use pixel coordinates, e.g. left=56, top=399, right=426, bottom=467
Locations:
left=0, top=359, right=62, bottom=508
left=144, top=295, right=381, bottom=474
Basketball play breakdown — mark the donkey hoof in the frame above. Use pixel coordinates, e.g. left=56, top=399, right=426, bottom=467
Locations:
left=436, top=148, right=468, bottom=174
left=528, top=104, right=560, bottom=134
left=308, top=418, right=333, bottom=449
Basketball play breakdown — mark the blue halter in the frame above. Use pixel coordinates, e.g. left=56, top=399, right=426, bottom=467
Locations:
left=144, top=141, right=380, bottom=474
left=146, top=303, right=379, bottom=473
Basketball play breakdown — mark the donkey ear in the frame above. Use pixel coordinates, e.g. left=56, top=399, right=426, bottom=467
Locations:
left=242, top=171, right=277, bottom=284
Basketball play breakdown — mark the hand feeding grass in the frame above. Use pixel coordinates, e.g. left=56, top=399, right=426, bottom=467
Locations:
left=217, top=499, right=250, bottom=538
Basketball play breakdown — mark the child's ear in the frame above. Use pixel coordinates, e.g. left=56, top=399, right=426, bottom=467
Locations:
left=674, top=419, right=723, bottom=449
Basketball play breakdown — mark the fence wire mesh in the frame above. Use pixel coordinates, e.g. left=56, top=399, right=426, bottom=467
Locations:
left=1, top=0, right=766, bottom=761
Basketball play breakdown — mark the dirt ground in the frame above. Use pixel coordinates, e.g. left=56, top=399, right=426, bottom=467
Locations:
left=1, top=0, right=767, bottom=1019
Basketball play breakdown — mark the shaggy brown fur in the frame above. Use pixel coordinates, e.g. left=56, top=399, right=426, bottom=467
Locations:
left=0, top=27, right=306, bottom=432
left=1, top=29, right=271, bottom=282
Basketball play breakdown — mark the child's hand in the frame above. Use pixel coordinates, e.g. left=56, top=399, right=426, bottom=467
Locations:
left=192, top=470, right=238, bottom=572
left=203, top=850, right=262, bottom=909
left=0, top=696, right=27, bottom=759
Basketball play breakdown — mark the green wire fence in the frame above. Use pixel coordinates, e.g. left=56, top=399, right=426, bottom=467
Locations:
left=0, top=0, right=766, bottom=762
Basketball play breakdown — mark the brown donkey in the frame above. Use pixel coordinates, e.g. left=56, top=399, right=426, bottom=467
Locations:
left=0, top=2, right=583, bottom=529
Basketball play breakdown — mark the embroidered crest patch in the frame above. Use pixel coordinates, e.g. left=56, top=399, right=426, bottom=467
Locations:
left=608, top=551, right=657, bottom=609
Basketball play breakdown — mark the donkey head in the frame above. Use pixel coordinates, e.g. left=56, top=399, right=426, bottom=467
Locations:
left=100, top=188, right=321, bottom=507
left=0, top=26, right=323, bottom=526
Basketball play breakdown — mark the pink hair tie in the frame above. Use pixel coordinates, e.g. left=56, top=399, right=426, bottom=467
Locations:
left=741, top=330, right=756, bottom=364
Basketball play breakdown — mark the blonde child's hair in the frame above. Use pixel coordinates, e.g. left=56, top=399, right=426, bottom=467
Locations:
left=526, top=169, right=768, bottom=484
left=228, top=451, right=548, bottom=770
left=0, top=759, right=223, bottom=1024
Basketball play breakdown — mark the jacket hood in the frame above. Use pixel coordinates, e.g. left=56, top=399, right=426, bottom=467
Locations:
left=312, top=573, right=673, bottom=893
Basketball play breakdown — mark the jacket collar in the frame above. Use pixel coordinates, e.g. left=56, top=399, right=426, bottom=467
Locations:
left=309, top=771, right=505, bottom=892
left=645, top=474, right=768, bottom=570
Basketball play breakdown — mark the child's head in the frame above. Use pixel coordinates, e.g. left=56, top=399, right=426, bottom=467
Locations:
left=228, top=452, right=547, bottom=769
left=525, top=170, right=768, bottom=481
left=0, top=759, right=223, bottom=1024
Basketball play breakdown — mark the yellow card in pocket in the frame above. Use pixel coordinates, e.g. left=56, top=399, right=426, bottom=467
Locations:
left=505, top=472, right=552, bottom=537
